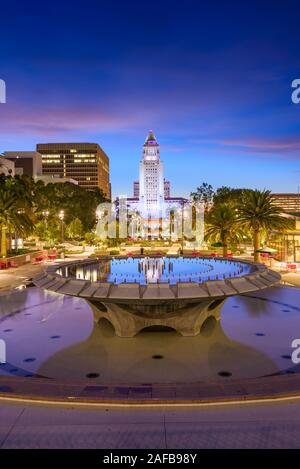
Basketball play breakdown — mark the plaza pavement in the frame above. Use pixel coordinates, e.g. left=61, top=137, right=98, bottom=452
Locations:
left=0, top=253, right=90, bottom=295
left=1, top=398, right=300, bottom=448
left=280, top=272, right=300, bottom=287
left=0, top=263, right=46, bottom=294
left=1, top=253, right=300, bottom=448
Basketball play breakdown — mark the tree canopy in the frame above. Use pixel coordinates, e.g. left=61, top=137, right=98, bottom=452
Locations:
left=0, top=175, right=108, bottom=252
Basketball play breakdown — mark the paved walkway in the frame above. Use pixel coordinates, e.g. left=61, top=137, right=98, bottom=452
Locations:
left=0, top=253, right=90, bottom=295
left=280, top=272, right=300, bottom=287
left=1, top=398, right=300, bottom=448
left=0, top=263, right=45, bottom=294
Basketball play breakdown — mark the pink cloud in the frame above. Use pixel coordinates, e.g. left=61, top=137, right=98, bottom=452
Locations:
left=217, top=136, right=300, bottom=154
left=0, top=104, right=150, bottom=137
left=188, top=135, right=300, bottom=157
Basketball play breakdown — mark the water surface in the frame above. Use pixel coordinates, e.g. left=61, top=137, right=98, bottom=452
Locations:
left=0, top=286, right=299, bottom=383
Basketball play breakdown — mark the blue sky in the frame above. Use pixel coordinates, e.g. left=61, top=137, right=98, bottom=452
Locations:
left=0, top=0, right=300, bottom=197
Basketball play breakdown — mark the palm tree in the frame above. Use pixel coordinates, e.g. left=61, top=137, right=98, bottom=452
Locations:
left=237, top=189, right=293, bottom=262
left=205, top=203, right=241, bottom=257
left=0, top=185, right=33, bottom=257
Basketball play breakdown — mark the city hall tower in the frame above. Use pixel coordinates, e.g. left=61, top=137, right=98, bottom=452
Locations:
left=139, top=130, right=164, bottom=218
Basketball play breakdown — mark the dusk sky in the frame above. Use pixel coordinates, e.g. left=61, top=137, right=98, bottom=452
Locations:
left=1, top=0, right=300, bottom=198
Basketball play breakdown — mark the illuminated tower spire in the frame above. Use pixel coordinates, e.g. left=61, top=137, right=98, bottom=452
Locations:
left=144, top=130, right=158, bottom=147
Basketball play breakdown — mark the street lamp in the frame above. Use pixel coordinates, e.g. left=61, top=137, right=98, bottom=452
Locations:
left=42, top=210, right=49, bottom=228
left=15, top=209, right=25, bottom=252
left=96, top=208, right=102, bottom=221
left=58, top=210, right=65, bottom=244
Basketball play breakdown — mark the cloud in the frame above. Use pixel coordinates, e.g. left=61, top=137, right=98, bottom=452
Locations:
left=216, top=136, right=300, bottom=155
left=186, top=134, right=300, bottom=159
left=0, top=104, right=147, bottom=137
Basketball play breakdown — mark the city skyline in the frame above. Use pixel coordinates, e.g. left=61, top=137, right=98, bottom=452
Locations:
left=1, top=0, right=300, bottom=198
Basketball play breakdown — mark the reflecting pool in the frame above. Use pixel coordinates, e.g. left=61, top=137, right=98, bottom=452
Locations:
left=58, top=257, right=253, bottom=285
left=0, top=285, right=299, bottom=383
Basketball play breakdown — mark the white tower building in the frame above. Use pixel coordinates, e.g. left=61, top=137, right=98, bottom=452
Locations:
left=139, top=130, right=164, bottom=219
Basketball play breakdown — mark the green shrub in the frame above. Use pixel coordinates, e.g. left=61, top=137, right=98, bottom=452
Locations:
left=109, top=250, right=120, bottom=255
left=24, top=241, right=36, bottom=247
left=6, top=248, right=37, bottom=257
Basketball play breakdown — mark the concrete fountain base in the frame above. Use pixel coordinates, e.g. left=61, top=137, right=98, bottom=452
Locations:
left=88, top=298, right=224, bottom=337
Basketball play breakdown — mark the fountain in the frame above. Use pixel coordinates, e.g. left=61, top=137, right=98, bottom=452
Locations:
left=33, top=256, right=281, bottom=337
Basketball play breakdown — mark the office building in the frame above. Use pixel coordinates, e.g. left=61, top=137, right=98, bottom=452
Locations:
left=271, top=193, right=300, bottom=214
left=36, top=143, right=110, bottom=197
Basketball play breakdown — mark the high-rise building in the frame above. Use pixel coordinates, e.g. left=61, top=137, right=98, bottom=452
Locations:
left=133, top=181, right=139, bottom=198
left=128, top=131, right=188, bottom=215
left=133, top=178, right=170, bottom=199
left=36, top=143, right=110, bottom=197
left=139, top=131, right=164, bottom=218
left=125, top=131, right=189, bottom=239
left=164, top=179, right=170, bottom=198
left=3, top=151, right=43, bottom=177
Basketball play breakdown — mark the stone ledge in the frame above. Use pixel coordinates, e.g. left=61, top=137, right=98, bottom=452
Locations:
left=56, top=279, right=87, bottom=295
left=1, top=373, right=300, bottom=406
left=109, top=284, right=140, bottom=300
left=229, top=277, right=259, bottom=293
left=142, top=284, right=175, bottom=299
left=177, top=283, right=208, bottom=298
left=92, top=283, right=111, bottom=298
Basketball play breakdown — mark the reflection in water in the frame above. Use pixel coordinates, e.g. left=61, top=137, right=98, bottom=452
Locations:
left=1, top=286, right=300, bottom=383
left=140, top=258, right=164, bottom=283
left=39, top=318, right=278, bottom=383
left=231, top=293, right=272, bottom=318
left=62, top=256, right=251, bottom=285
